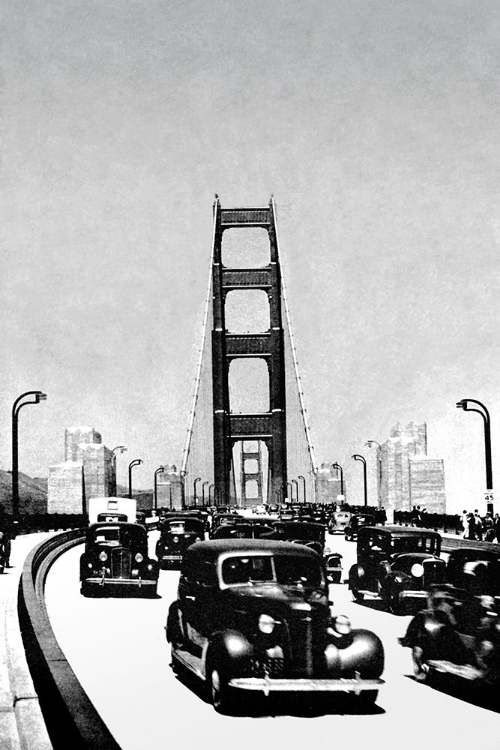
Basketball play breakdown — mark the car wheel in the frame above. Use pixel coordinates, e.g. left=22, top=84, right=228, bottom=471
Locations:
left=208, top=665, right=233, bottom=714
left=412, top=645, right=430, bottom=683
left=166, top=603, right=184, bottom=648
left=389, top=590, right=403, bottom=615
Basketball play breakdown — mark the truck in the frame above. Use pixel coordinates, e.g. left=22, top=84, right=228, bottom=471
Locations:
left=88, top=497, right=137, bottom=525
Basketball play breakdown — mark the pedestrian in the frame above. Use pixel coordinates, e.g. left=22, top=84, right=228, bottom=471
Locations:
left=380, top=506, right=387, bottom=526
left=484, top=513, right=495, bottom=542
left=474, top=510, right=483, bottom=541
left=467, top=512, right=476, bottom=540
left=461, top=510, right=469, bottom=539
left=495, top=514, right=500, bottom=543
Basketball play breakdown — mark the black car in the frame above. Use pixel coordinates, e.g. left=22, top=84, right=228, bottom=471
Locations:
left=166, top=539, right=384, bottom=713
left=211, top=521, right=275, bottom=540
left=348, top=526, right=444, bottom=614
left=273, top=520, right=342, bottom=583
left=156, top=516, right=205, bottom=568
left=400, top=546, right=500, bottom=696
left=344, top=513, right=376, bottom=541
left=80, top=522, right=159, bottom=597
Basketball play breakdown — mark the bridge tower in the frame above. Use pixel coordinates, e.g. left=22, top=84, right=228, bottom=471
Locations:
left=212, top=199, right=287, bottom=505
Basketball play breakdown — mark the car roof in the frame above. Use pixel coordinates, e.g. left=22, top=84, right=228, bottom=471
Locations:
left=359, top=525, right=440, bottom=537
left=184, top=538, right=321, bottom=562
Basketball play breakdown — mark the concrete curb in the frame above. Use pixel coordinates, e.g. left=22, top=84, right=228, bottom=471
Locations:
left=0, top=534, right=53, bottom=750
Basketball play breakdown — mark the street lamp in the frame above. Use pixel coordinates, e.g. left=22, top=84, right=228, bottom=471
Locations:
left=111, top=446, right=127, bottom=495
left=366, top=440, right=383, bottom=508
left=331, top=462, right=344, bottom=495
left=352, top=454, right=368, bottom=507
left=180, top=469, right=187, bottom=509
left=456, top=399, right=493, bottom=514
left=154, top=466, right=165, bottom=512
left=12, top=391, right=47, bottom=522
left=287, top=482, right=293, bottom=502
left=291, top=479, right=299, bottom=502
left=202, top=480, right=210, bottom=507
left=128, top=459, right=143, bottom=499
left=209, top=484, right=215, bottom=504
left=193, top=477, right=202, bottom=507
left=298, top=475, right=307, bottom=503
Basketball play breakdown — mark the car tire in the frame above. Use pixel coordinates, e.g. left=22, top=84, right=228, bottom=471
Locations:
left=208, top=663, right=233, bottom=714
left=412, top=645, right=430, bottom=683
left=166, top=603, right=184, bottom=648
left=389, top=590, right=403, bottom=615
left=81, top=581, right=93, bottom=598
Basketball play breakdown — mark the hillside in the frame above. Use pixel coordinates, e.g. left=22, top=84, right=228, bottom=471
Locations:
left=0, top=472, right=153, bottom=514
left=0, top=470, right=48, bottom=514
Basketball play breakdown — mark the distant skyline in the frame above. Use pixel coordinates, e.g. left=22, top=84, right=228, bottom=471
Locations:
left=2, top=1, right=500, bottom=514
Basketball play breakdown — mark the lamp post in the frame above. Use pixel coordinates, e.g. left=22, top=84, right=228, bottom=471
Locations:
left=128, top=459, right=143, bottom=499
left=291, top=479, right=299, bottom=502
left=331, top=462, right=344, bottom=496
left=154, top=466, right=165, bottom=512
left=287, top=482, right=293, bottom=502
left=111, top=446, right=127, bottom=495
left=202, top=481, right=210, bottom=507
left=193, top=477, right=202, bottom=507
left=456, top=399, right=493, bottom=514
left=298, top=475, right=307, bottom=503
left=180, top=469, right=187, bottom=509
left=209, top=484, right=215, bottom=505
left=12, top=391, right=47, bottom=523
left=352, top=454, right=368, bottom=507
left=366, top=440, right=382, bottom=508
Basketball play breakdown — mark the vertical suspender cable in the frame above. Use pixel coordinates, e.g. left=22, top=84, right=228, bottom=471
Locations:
left=271, top=196, right=318, bottom=475
left=181, top=199, right=218, bottom=476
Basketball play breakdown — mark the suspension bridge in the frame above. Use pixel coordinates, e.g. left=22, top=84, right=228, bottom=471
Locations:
left=180, top=197, right=317, bottom=508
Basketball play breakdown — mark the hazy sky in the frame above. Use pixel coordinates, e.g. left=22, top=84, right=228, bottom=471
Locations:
left=1, top=1, right=500, bottom=511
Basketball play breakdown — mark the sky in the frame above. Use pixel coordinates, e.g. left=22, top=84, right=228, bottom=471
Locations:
left=1, top=0, right=500, bottom=512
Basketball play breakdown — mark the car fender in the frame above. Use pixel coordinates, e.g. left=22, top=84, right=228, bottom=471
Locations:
left=333, top=629, right=385, bottom=678
left=382, top=570, right=413, bottom=594
left=205, top=630, right=253, bottom=678
left=348, top=563, right=365, bottom=589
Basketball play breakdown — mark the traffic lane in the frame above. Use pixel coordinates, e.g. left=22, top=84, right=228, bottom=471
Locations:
left=44, top=537, right=500, bottom=750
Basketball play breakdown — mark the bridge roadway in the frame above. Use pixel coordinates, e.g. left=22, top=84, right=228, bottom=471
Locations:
left=41, top=528, right=500, bottom=750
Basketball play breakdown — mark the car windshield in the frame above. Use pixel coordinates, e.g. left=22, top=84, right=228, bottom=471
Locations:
left=392, top=536, right=439, bottom=554
left=221, top=554, right=324, bottom=587
left=94, top=528, right=121, bottom=545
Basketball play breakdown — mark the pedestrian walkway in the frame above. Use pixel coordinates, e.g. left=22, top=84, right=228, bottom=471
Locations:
left=0, top=532, right=53, bottom=750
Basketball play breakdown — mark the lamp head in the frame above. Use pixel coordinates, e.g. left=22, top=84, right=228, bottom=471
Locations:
left=35, top=392, right=47, bottom=403
left=456, top=400, right=468, bottom=411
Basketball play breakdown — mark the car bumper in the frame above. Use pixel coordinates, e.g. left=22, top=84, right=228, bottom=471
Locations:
left=398, top=590, right=427, bottom=600
left=83, top=577, right=157, bottom=588
left=229, top=674, right=384, bottom=696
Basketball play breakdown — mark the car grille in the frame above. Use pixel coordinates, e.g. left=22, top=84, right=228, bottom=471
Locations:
left=423, top=558, right=445, bottom=587
left=249, top=657, right=285, bottom=677
left=111, top=548, right=132, bottom=578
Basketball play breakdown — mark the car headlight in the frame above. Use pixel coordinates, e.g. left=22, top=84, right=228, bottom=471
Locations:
left=333, top=614, right=351, bottom=635
left=173, top=536, right=179, bottom=543
left=99, top=551, right=108, bottom=562
left=195, top=536, right=202, bottom=542
left=135, top=553, right=144, bottom=563
left=324, top=547, right=331, bottom=555
left=258, top=614, right=278, bottom=634
left=411, top=563, right=424, bottom=578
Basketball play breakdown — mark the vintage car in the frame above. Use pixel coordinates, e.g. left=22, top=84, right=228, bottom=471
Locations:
left=166, top=539, right=384, bottom=713
left=344, top=513, right=376, bottom=542
left=156, top=515, right=205, bottom=568
left=328, top=511, right=352, bottom=534
left=96, top=511, right=128, bottom=524
left=210, top=512, right=242, bottom=537
left=211, top=521, right=275, bottom=541
left=272, top=520, right=343, bottom=584
left=80, top=522, right=159, bottom=597
left=348, top=526, right=444, bottom=614
left=400, top=585, right=500, bottom=703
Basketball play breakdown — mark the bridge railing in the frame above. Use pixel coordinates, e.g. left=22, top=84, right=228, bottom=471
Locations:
left=18, top=530, right=121, bottom=750
left=393, top=510, right=463, bottom=535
